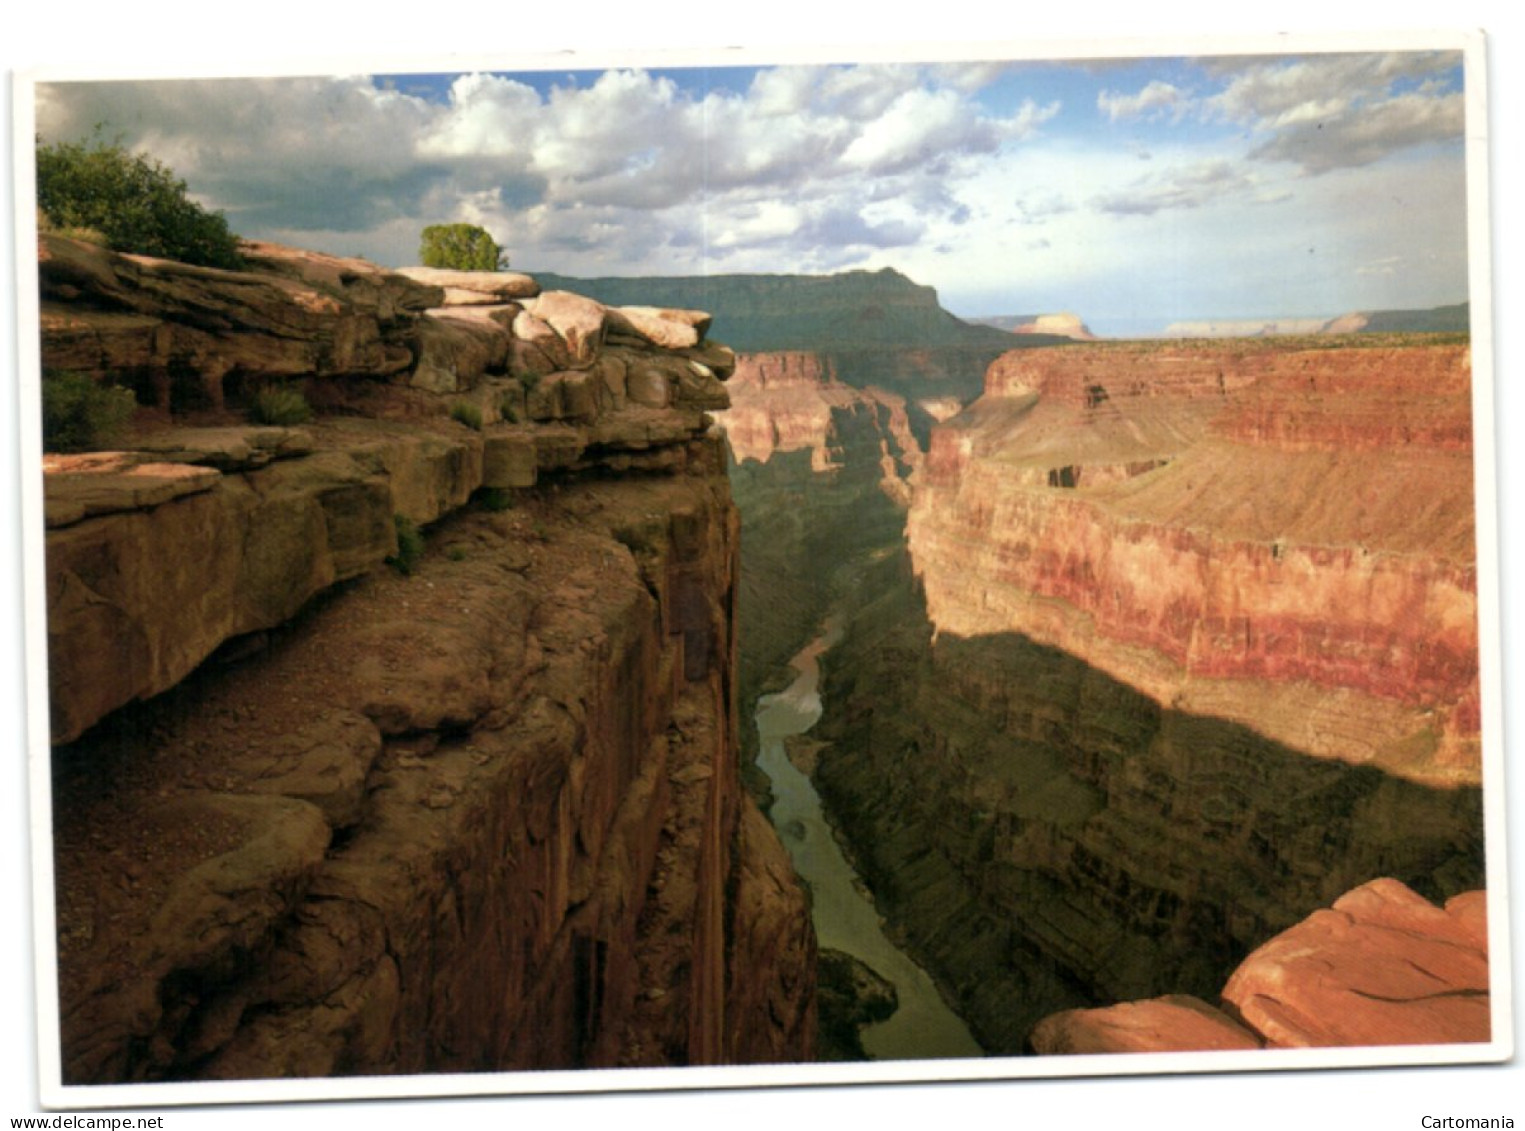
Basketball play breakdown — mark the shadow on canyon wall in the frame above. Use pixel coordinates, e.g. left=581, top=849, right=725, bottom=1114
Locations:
left=807, top=545, right=1485, bottom=1053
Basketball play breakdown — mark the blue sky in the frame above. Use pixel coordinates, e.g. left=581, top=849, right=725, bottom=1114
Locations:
left=34, top=50, right=1469, bottom=335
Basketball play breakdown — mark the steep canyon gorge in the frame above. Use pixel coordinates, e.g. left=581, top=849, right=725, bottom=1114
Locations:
left=36, top=238, right=1490, bottom=1087
left=716, top=322, right=1487, bottom=1056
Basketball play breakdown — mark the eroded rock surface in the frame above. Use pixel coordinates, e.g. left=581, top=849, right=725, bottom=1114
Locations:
left=910, top=341, right=1479, bottom=785
left=40, top=238, right=816, bottom=1083
left=1222, top=879, right=1489, bottom=1048
left=1031, top=880, right=1490, bottom=1054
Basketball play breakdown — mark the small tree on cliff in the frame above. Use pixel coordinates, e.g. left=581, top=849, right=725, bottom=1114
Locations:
left=36, top=131, right=244, bottom=269
left=418, top=223, right=509, bottom=271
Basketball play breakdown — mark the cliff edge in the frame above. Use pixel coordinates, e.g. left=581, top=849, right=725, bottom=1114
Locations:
left=38, top=235, right=816, bottom=1083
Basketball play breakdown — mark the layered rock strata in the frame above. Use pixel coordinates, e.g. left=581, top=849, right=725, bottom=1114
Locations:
left=1030, top=879, right=1490, bottom=1053
left=40, top=238, right=814, bottom=1083
left=798, top=337, right=1484, bottom=1054
left=910, top=341, right=1479, bottom=785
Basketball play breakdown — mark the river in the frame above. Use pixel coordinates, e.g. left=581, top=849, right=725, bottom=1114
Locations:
left=754, top=629, right=984, bottom=1062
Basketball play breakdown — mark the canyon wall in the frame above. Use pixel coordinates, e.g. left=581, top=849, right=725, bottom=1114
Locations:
left=39, top=236, right=815, bottom=1084
left=798, top=337, right=1485, bottom=1053
left=910, top=341, right=1479, bottom=784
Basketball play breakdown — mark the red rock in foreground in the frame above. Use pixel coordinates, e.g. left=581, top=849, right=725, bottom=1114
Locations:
left=1031, top=879, right=1490, bottom=1055
left=1028, top=995, right=1261, bottom=1054
left=1223, top=879, right=1489, bottom=1048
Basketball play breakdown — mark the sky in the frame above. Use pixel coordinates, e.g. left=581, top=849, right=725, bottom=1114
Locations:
left=32, top=48, right=1471, bottom=337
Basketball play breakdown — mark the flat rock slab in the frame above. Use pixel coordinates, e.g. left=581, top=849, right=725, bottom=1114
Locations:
left=395, top=266, right=540, bottom=302
left=1029, top=994, right=1262, bottom=1055
left=1222, top=878, right=1490, bottom=1048
left=127, top=426, right=315, bottom=471
left=606, top=305, right=712, bottom=351
left=44, top=455, right=221, bottom=526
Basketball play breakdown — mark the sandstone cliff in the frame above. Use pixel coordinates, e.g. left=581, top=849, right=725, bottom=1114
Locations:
left=910, top=341, right=1479, bottom=785
left=39, top=236, right=815, bottom=1083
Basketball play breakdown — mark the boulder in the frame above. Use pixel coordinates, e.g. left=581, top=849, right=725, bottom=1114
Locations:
left=518, top=291, right=607, bottom=369
left=410, top=313, right=508, bottom=394
left=604, top=305, right=712, bottom=351
left=1221, top=878, right=1490, bottom=1048
left=1028, top=995, right=1261, bottom=1055
left=680, top=340, right=738, bottom=380
left=482, top=433, right=539, bottom=489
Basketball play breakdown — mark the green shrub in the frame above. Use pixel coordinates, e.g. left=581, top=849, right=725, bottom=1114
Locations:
left=40, top=372, right=136, bottom=452
left=478, top=487, right=515, bottom=512
left=249, top=386, right=313, bottom=426
left=450, top=401, right=484, bottom=431
left=419, top=223, right=508, bottom=271
left=36, top=131, right=244, bottom=269
left=386, top=515, right=426, bottom=576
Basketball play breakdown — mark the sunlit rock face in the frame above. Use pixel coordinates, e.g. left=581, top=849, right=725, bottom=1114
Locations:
left=909, top=341, right=1479, bottom=786
left=1030, top=879, right=1490, bottom=1054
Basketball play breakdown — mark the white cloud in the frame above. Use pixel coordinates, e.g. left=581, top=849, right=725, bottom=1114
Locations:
left=30, top=53, right=1469, bottom=329
left=1248, top=90, right=1465, bottom=172
left=1205, top=51, right=1464, bottom=173
left=1097, top=80, right=1190, bottom=122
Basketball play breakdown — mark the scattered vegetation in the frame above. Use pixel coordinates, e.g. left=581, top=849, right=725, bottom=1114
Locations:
left=36, top=131, right=244, bottom=269
left=445, top=545, right=469, bottom=562
left=387, top=515, right=426, bottom=576
left=450, top=401, right=484, bottom=431
left=249, top=385, right=313, bottom=426
left=478, top=487, right=515, bottom=512
left=418, top=223, right=508, bottom=271
left=40, top=371, right=136, bottom=452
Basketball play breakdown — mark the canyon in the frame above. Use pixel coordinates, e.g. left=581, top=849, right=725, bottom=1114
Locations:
left=32, top=230, right=1491, bottom=1090
left=717, top=326, right=1487, bottom=1056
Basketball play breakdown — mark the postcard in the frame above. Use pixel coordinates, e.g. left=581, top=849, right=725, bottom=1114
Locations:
left=7, top=25, right=1515, bottom=1120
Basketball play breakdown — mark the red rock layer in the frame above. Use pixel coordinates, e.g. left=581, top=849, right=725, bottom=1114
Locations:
left=909, top=341, right=1480, bottom=784
left=1031, top=879, right=1490, bottom=1054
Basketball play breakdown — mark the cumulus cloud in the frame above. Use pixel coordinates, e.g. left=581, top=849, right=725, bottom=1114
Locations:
left=1097, top=80, right=1190, bottom=122
left=1091, top=51, right=1463, bottom=176
left=36, top=61, right=1056, bottom=273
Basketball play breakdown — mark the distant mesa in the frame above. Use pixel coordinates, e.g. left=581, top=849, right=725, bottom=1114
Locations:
left=1162, top=301, right=1469, bottom=339
left=974, top=312, right=1097, bottom=340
